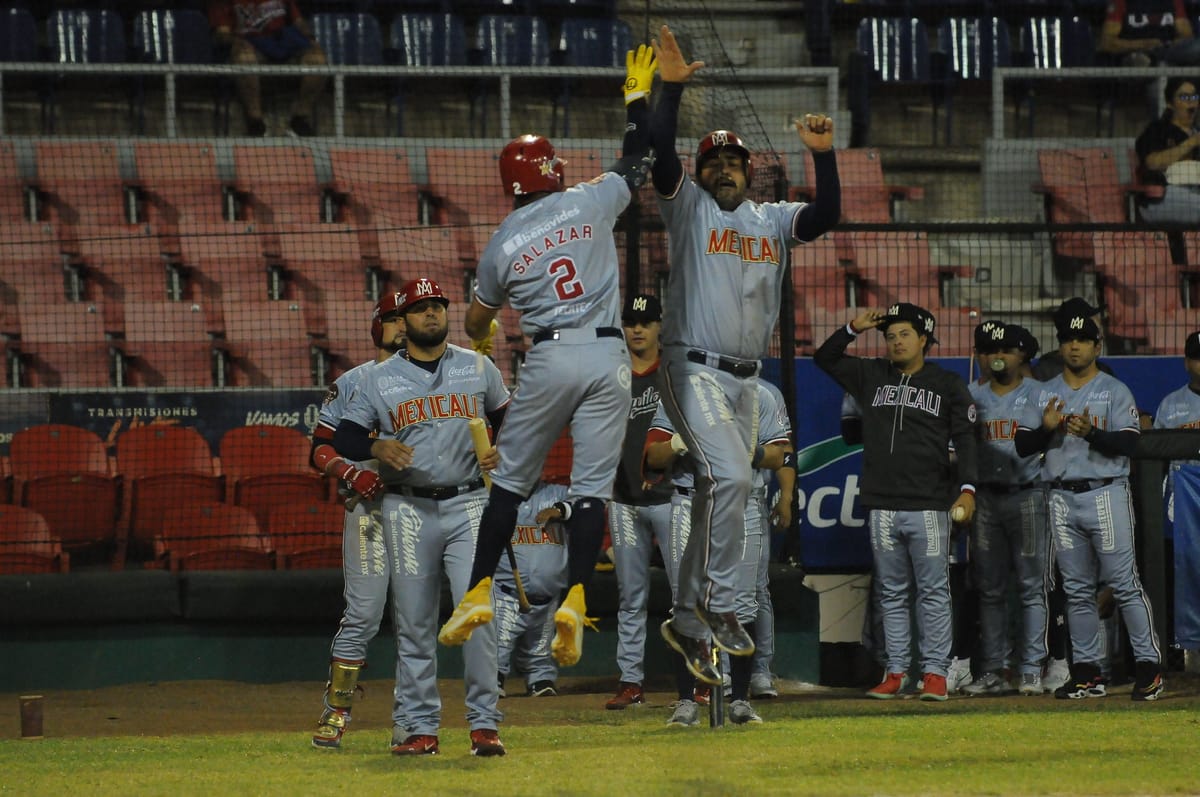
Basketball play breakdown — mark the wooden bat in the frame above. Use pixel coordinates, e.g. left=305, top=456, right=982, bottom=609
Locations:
left=468, top=417, right=531, bottom=614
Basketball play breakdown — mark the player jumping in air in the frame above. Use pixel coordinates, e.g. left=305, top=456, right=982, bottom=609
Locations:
left=438, top=45, right=659, bottom=667
left=647, top=24, right=840, bottom=684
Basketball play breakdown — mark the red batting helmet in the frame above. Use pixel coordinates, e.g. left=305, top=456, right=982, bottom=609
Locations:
left=396, top=277, right=450, bottom=315
left=371, top=290, right=404, bottom=348
left=499, top=134, right=565, bottom=196
left=696, top=130, right=753, bottom=184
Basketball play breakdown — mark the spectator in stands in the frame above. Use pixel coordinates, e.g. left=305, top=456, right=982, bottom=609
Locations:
left=208, top=0, right=327, bottom=137
left=1098, top=0, right=1200, bottom=67
left=1136, top=77, right=1200, bottom=224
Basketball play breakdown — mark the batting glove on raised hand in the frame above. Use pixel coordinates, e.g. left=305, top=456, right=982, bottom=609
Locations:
left=471, top=318, right=499, bottom=357
left=624, top=43, right=658, bottom=105
left=343, top=465, right=384, bottom=501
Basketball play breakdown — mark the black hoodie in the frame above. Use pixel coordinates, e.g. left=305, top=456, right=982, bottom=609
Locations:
left=815, top=324, right=978, bottom=511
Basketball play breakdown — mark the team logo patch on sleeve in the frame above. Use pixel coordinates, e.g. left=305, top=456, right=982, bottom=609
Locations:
left=322, top=384, right=339, bottom=406
left=967, top=403, right=977, bottom=423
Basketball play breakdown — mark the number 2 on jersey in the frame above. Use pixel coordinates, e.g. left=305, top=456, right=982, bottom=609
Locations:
left=549, top=256, right=584, bottom=300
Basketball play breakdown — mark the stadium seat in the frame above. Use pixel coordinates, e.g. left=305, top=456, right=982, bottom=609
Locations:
left=152, top=503, right=272, bottom=571
left=231, top=145, right=327, bottom=229
left=1034, top=147, right=1161, bottom=264
left=0, top=505, right=70, bottom=574
left=389, top=14, right=469, bottom=136
left=1091, top=231, right=1181, bottom=344
left=552, top=18, right=632, bottom=136
left=321, top=298, right=380, bottom=372
left=473, top=15, right=551, bottom=135
left=31, top=141, right=131, bottom=231
left=9, top=424, right=119, bottom=559
left=119, top=301, right=220, bottom=387
left=848, top=17, right=942, bottom=146
left=219, top=425, right=326, bottom=529
left=117, top=425, right=223, bottom=559
left=132, top=142, right=233, bottom=233
left=268, top=502, right=344, bottom=570
left=313, top=12, right=384, bottom=65
left=837, top=231, right=948, bottom=311
left=935, top=17, right=1012, bottom=145
left=218, top=299, right=326, bottom=387
left=131, top=9, right=219, bottom=134
left=0, top=6, right=38, bottom=63
left=327, top=146, right=422, bottom=258
left=0, top=140, right=32, bottom=224
left=43, top=9, right=130, bottom=134
left=276, top=224, right=369, bottom=302
left=1015, top=17, right=1105, bottom=137
left=795, top=148, right=924, bottom=223
left=10, top=304, right=119, bottom=387
left=422, top=147, right=508, bottom=227
left=793, top=233, right=854, bottom=314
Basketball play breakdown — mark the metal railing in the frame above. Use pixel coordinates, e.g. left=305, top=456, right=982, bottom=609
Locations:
left=990, top=65, right=1197, bottom=139
left=0, top=62, right=838, bottom=139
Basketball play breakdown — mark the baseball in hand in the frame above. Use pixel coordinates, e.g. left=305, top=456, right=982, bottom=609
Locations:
left=951, top=506, right=966, bottom=522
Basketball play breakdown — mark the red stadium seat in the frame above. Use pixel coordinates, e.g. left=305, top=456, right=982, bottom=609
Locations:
left=327, top=145, right=422, bottom=259
left=232, top=144, right=326, bottom=227
left=838, top=231, right=945, bottom=311
left=31, top=141, right=131, bottom=232
left=9, top=424, right=119, bottom=559
left=795, top=149, right=923, bottom=222
left=153, top=502, right=272, bottom=571
left=1091, top=231, right=1181, bottom=344
left=423, top=147, right=508, bottom=227
left=120, top=301, right=221, bottom=387
left=219, top=425, right=326, bottom=528
left=276, top=223, right=371, bottom=302
left=132, top=141, right=230, bottom=230
left=116, top=425, right=223, bottom=558
left=268, top=502, right=344, bottom=569
left=0, top=505, right=70, bottom=574
left=11, top=303, right=119, bottom=387
left=0, top=140, right=32, bottom=224
left=322, top=298, right=380, bottom=373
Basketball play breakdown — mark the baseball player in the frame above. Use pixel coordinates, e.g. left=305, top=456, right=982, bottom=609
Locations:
left=962, top=321, right=1052, bottom=698
left=815, top=303, right=979, bottom=702
left=1152, top=330, right=1200, bottom=512
left=647, top=24, right=841, bottom=680
left=332, top=277, right=512, bottom=756
left=750, top=377, right=795, bottom=699
left=605, top=293, right=674, bottom=710
left=1015, top=300, right=1164, bottom=701
left=309, top=293, right=402, bottom=750
left=494, top=434, right=572, bottom=699
left=644, top=378, right=792, bottom=725
left=438, top=46, right=659, bottom=668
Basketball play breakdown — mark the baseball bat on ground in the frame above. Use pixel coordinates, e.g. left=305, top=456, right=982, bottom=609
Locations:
left=469, top=417, right=532, bottom=614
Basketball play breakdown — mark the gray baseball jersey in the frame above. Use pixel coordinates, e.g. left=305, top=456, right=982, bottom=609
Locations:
left=969, top=377, right=1051, bottom=676
left=752, top=377, right=792, bottom=492
left=341, top=345, right=510, bottom=735
left=494, top=481, right=570, bottom=689
left=1018, top=371, right=1159, bottom=668
left=1153, top=382, right=1200, bottom=522
left=475, top=173, right=627, bottom=336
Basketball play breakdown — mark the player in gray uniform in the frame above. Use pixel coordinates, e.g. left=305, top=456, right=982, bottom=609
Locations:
left=816, top=304, right=979, bottom=702
left=494, top=438, right=571, bottom=699
left=310, top=293, right=401, bottom=750
left=962, top=321, right=1052, bottom=698
left=648, top=24, right=841, bottom=680
left=750, top=377, right=795, bottom=699
left=606, top=293, right=674, bottom=710
left=1015, top=301, right=1164, bottom=701
left=439, top=47, right=659, bottom=669
left=333, top=277, right=513, bottom=756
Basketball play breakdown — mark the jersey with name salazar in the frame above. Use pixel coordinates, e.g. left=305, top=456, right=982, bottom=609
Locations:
left=341, top=344, right=510, bottom=488
left=475, top=172, right=629, bottom=337
left=658, top=177, right=806, bottom=359
left=970, top=377, right=1043, bottom=486
left=1016, top=370, right=1141, bottom=481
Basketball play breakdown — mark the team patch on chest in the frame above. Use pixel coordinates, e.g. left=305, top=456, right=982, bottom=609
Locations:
left=387, top=393, right=481, bottom=432
left=705, top=228, right=781, bottom=264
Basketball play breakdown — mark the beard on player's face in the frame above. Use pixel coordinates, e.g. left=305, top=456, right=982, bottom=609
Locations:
left=405, top=320, right=448, bottom=348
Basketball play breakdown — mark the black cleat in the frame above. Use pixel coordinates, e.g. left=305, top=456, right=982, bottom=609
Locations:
left=660, top=619, right=721, bottom=685
left=694, top=604, right=755, bottom=656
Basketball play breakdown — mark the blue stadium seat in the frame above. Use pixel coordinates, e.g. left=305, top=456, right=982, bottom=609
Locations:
left=848, top=17, right=941, bottom=146
left=389, top=13, right=468, bottom=135
left=0, top=6, right=38, bottom=61
left=474, top=15, right=550, bottom=135
left=552, top=18, right=631, bottom=136
left=935, top=17, right=1011, bottom=144
left=44, top=9, right=130, bottom=133
left=131, top=9, right=219, bottom=134
left=1015, top=17, right=1108, bottom=136
left=312, top=12, right=384, bottom=66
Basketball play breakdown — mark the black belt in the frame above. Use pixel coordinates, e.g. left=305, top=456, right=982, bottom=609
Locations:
left=1047, top=477, right=1117, bottom=494
left=686, top=349, right=759, bottom=378
left=979, top=482, right=1038, bottom=495
left=387, top=478, right=486, bottom=500
left=675, top=486, right=693, bottom=497
left=531, top=327, right=622, bottom=345
left=497, top=583, right=554, bottom=606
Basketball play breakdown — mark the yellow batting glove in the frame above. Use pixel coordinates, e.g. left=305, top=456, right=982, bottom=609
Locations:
left=624, top=43, right=658, bottom=105
left=471, top=318, right=499, bottom=357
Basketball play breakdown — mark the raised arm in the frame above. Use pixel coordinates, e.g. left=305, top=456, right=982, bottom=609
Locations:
left=608, top=44, right=658, bottom=191
left=792, top=115, right=841, bottom=242
left=649, top=25, right=704, bottom=196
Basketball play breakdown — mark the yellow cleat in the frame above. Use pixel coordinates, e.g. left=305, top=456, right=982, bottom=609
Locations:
left=551, top=584, right=599, bottom=667
left=438, top=577, right=494, bottom=646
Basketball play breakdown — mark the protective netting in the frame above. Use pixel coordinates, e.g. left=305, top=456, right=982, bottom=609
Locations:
left=0, top=1, right=1197, bottom=573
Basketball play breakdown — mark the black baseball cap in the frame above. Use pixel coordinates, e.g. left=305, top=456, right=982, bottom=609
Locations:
left=880, top=302, right=937, bottom=344
left=622, top=293, right=662, bottom=324
left=1007, top=324, right=1040, bottom=359
left=1053, top=297, right=1102, bottom=328
left=973, top=319, right=1007, bottom=351
left=1186, top=331, right=1200, bottom=360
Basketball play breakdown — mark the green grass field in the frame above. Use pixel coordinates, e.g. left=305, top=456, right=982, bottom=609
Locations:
left=2, top=676, right=1197, bottom=796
